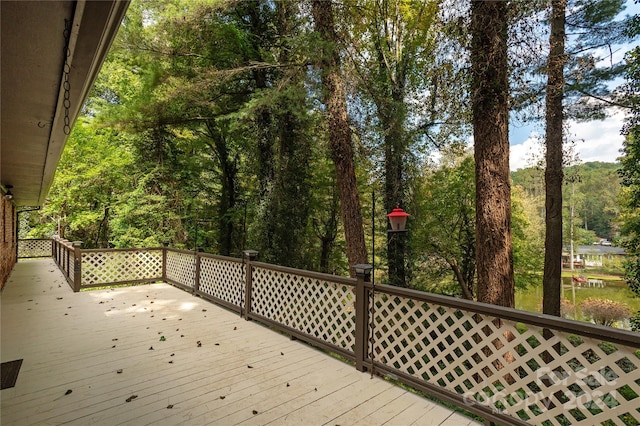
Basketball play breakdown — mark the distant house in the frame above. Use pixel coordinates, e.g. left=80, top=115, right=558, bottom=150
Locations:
left=562, top=245, right=626, bottom=269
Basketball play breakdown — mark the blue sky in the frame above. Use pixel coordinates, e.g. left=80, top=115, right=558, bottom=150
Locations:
left=508, top=0, right=639, bottom=170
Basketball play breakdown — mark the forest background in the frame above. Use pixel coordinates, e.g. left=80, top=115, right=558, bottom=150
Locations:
left=20, top=0, right=640, bottom=307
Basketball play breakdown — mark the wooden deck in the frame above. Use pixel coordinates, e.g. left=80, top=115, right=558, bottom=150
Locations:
left=1, top=259, right=480, bottom=426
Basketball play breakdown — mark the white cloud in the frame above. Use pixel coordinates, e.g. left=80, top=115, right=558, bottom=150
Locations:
left=509, top=110, right=628, bottom=170
left=510, top=133, right=543, bottom=171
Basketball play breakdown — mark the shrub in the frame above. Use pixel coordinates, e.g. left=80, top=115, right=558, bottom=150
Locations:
left=560, top=298, right=575, bottom=319
left=580, top=298, right=631, bottom=327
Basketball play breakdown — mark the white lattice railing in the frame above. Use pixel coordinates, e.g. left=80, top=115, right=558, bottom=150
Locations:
left=52, top=237, right=75, bottom=289
left=367, top=284, right=640, bottom=426
left=81, top=248, right=162, bottom=287
left=165, top=249, right=196, bottom=290
left=198, top=254, right=245, bottom=310
left=250, top=263, right=357, bottom=357
left=17, top=239, right=51, bottom=258
left=42, top=241, right=640, bottom=425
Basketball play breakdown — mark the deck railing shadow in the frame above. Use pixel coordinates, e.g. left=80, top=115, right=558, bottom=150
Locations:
left=29, top=236, right=640, bottom=426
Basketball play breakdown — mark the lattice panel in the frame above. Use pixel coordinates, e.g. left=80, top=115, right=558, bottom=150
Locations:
left=252, top=267, right=356, bottom=353
left=59, top=247, right=71, bottom=277
left=166, top=251, right=195, bottom=289
left=18, top=239, right=51, bottom=258
left=81, top=250, right=162, bottom=286
left=198, top=257, right=244, bottom=308
left=371, top=292, right=640, bottom=426
left=68, top=251, right=75, bottom=280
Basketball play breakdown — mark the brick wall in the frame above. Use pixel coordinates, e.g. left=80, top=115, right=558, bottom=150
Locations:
left=1, top=194, right=17, bottom=289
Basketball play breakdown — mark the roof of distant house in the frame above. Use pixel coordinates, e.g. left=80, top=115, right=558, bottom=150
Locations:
left=563, top=245, right=626, bottom=255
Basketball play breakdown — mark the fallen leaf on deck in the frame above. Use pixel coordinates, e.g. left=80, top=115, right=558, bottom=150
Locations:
left=125, top=395, right=138, bottom=403
left=149, top=346, right=154, bottom=350
left=116, top=369, right=123, bottom=374
left=65, top=389, right=73, bottom=395
left=247, top=365, right=253, bottom=369
left=160, top=336, right=166, bottom=341
left=252, top=410, right=258, bottom=415
left=233, top=326, right=237, bottom=330
left=197, top=341, right=202, bottom=347
left=167, top=404, right=174, bottom=409
left=56, top=297, right=63, bottom=300
left=219, top=396, right=226, bottom=400
left=168, top=360, right=173, bottom=364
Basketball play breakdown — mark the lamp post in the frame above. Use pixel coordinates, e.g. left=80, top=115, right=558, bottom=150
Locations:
left=386, top=205, right=410, bottom=287
left=386, top=206, right=410, bottom=233
left=371, top=196, right=411, bottom=286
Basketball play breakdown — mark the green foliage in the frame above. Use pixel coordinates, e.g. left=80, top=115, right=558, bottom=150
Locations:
left=29, top=119, right=133, bottom=247
left=411, top=149, right=541, bottom=297
left=411, top=147, right=476, bottom=298
left=512, top=162, right=622, bottom=244
left=618, top=32, right=640, bottom=326
left=511, top=185, right=545, bottom=289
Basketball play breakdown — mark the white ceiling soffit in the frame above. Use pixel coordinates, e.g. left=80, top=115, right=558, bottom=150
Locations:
left=1, top=0, right=130, bottom=206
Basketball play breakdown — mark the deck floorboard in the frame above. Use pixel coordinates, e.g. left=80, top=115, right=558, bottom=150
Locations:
left=1, top=259, right=479, bottom=425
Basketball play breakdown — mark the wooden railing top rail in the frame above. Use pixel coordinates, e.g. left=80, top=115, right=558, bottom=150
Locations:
left=166, top=247, right=244, bottom=264
left=252, top=260, right=358, bottom=287
left=81, top=247, right=163, bottom=253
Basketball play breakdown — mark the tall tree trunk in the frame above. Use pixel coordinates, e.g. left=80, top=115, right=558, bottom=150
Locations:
left=312, top=0, right=368, bottom=273
left=206, top=121, right=237, bottom=257
left=384, top=86, right=408, bottom=287
left=543, top=0, right=567, bottom=317
left=470, top=0, right=514, bottom=307
left=246, top=4, right=274, bottom=198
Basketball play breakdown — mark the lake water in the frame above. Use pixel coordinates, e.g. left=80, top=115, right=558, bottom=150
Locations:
left=515, top=277, right=640, bottom=328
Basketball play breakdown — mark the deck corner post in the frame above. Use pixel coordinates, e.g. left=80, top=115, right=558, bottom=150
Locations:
left=72, top=241, right=82, bottom=292
left=162, top=240, right=170, bottom=282
left=194, top=249, right=202, bottom=294
left=353, top=264, right=372, bottom=372
left=243, top=250, right=259, bottom=320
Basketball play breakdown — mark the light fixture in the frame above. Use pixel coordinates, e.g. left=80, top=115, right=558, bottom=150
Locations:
left=4, top=185, right=13, bottom=201
left=243, top=249, right=259, bottom=261
left=353, top=264, right=373, bottom=278
left=386, top=206, right=410, bottom=232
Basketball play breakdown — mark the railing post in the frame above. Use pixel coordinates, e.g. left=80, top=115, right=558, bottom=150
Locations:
left=353, top=264, right=372, bottom=372
left=243, top=250, right=259, bottom=320
left=194, top=248, right=202, bottom=294
left=65, top=241, right=73, bottom=275
left=72, top=241, right=82, bottom=292
left=162, top=240, right=170, bottom=282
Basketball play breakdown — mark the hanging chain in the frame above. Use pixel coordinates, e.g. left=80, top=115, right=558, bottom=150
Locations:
left=62, top=19, right=72, bottom=135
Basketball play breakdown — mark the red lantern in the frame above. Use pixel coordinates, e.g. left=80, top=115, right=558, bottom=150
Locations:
left=386, top=206, right=410, bottom=232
